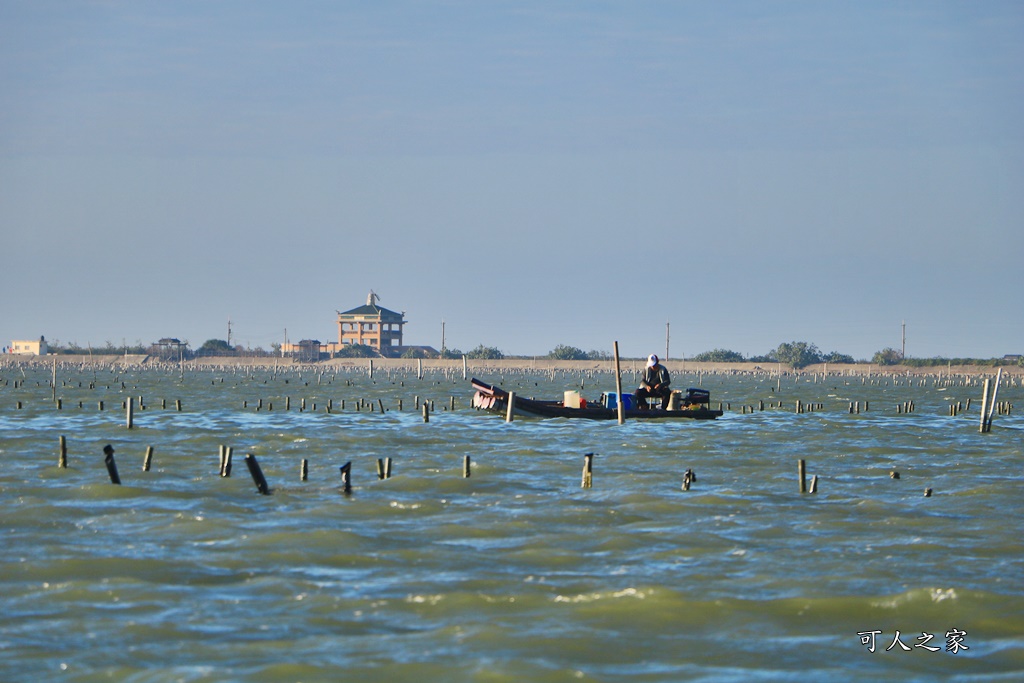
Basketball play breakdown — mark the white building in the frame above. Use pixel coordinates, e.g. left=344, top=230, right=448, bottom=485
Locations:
left=8, top=337, right=48, bottom=355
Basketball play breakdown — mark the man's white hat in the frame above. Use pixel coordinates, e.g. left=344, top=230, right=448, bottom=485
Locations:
left=647, top=354, right=658, bottom=367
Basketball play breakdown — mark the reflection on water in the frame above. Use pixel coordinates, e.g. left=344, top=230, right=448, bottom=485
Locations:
left=1, top=363, right=1022, bottom=681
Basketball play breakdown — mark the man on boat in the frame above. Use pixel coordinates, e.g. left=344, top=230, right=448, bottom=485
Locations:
left=636, top=354, right=671, bottom=410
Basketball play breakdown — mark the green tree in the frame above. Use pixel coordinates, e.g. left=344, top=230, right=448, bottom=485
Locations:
left=196, top=339, right=234, bottom=356
left=693, top=348, right=745, bottom=362
left=466, top=344, right=504, bottom=360
left=586, top=349, right=612, bottom=360
left=822, top=351, right=855, bottom=364
left=439, top=347, right=464, bottom=359
left=547, top=344, right=588, bottom=360
left=771, top=341, right=822, bottom=369
left=335, top=344, right=376, bottom=358
left=872, top=347, right=904, bottom=366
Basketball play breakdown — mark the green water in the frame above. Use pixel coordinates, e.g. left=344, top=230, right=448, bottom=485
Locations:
left=1, top=363, right=1022, bottom=682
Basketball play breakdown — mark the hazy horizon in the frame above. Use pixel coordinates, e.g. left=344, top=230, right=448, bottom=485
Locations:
left=3, top=2, right=1022, bottom=360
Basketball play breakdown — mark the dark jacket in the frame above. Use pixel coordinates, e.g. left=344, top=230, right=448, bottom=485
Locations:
left=640, top=364, right=671, bottom=390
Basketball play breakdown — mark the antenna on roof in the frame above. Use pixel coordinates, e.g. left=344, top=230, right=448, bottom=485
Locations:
left=367, top=290, right=379, bottom=306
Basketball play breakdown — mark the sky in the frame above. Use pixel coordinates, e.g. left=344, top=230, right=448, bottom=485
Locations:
left=2, top=1, right=1022, bottom=361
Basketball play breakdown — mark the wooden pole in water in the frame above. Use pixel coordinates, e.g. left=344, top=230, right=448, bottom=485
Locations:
left=462, top=355, right=468, bottom=380
left=339, top=461, right=352, bottom=495
left=143, top=446, right=153, bottom=472
left=463, top=455, right=471, bottom=478
left=300, top=459, right=308, bottom=481
left=126, top=396, right=134, bottom=429
left=505, top=391, right=516, bottom=422
left=103, top=444, right=121, bottom=485
left=244, top=453, right=270, bottom=494
left=58, top=435, right=67, bottom=469
left=422, top=403, right=430, bottom=422
left=581, top=452, right=594, bottom=488
left=798, top=459, right=807, bottom=493
left=222, top=447, right=233, bottom=477
left=613, top=341, right=625, bottom=425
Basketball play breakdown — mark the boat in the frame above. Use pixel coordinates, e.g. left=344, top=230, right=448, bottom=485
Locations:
left=470, top=378, right=724, bottom=421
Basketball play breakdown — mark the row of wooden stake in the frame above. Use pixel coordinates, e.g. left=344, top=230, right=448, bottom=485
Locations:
left=53, top=439, right=937, bottom=499
left=56, top=438, right=473, bottom=496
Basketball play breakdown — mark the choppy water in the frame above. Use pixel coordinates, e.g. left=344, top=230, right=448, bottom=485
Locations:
left=1, top=362, right=1022, bottom=682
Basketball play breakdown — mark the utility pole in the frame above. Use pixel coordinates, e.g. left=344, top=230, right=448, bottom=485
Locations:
left=441, top=320, right=446, bottom=357
left=227, top=317, right=232, bottom=347
left=665, top=321, right=670, bottom=361
left=901, top=320, right=906, bottom=359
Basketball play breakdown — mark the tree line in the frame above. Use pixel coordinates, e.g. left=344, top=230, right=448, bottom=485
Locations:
left=692, top=343, right=1020, bottom=368
left=40, top=339, right=1022, bottom=368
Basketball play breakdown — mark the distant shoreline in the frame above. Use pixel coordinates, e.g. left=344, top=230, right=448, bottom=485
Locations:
left=2, top=354, right=1020, bottom=377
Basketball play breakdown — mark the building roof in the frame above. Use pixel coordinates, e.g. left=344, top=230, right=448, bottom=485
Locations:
left=337, top=303, right=405, bottom=322
left=338, top=291, right=405, bottom=322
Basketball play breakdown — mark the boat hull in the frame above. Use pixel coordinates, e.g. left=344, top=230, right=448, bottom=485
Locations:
left=471, top=379, right=723, bottom=421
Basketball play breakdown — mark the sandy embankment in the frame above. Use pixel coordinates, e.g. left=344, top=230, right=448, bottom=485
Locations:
left=3, top=354, right=1020, bottom=377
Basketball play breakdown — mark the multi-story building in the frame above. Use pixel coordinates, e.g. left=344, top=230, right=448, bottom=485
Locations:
left=334, top=291, right=405, bottom=352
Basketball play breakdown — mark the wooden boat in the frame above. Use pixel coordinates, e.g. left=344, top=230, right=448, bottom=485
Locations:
left=470, top=378, right=724, bottom=421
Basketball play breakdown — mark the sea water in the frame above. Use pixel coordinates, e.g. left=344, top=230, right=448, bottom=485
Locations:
left=1, top=363, right=1022, bottom=682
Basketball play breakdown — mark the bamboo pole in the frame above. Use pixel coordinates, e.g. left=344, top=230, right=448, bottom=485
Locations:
left=613, top=341, right=625, bottom=425
left=984, top=368, right=1003, bottom=432
left=979, top=379, right=991, bottom=433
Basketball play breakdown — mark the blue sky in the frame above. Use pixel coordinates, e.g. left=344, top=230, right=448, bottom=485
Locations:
left=2, top=1, right=1021, bottom=360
